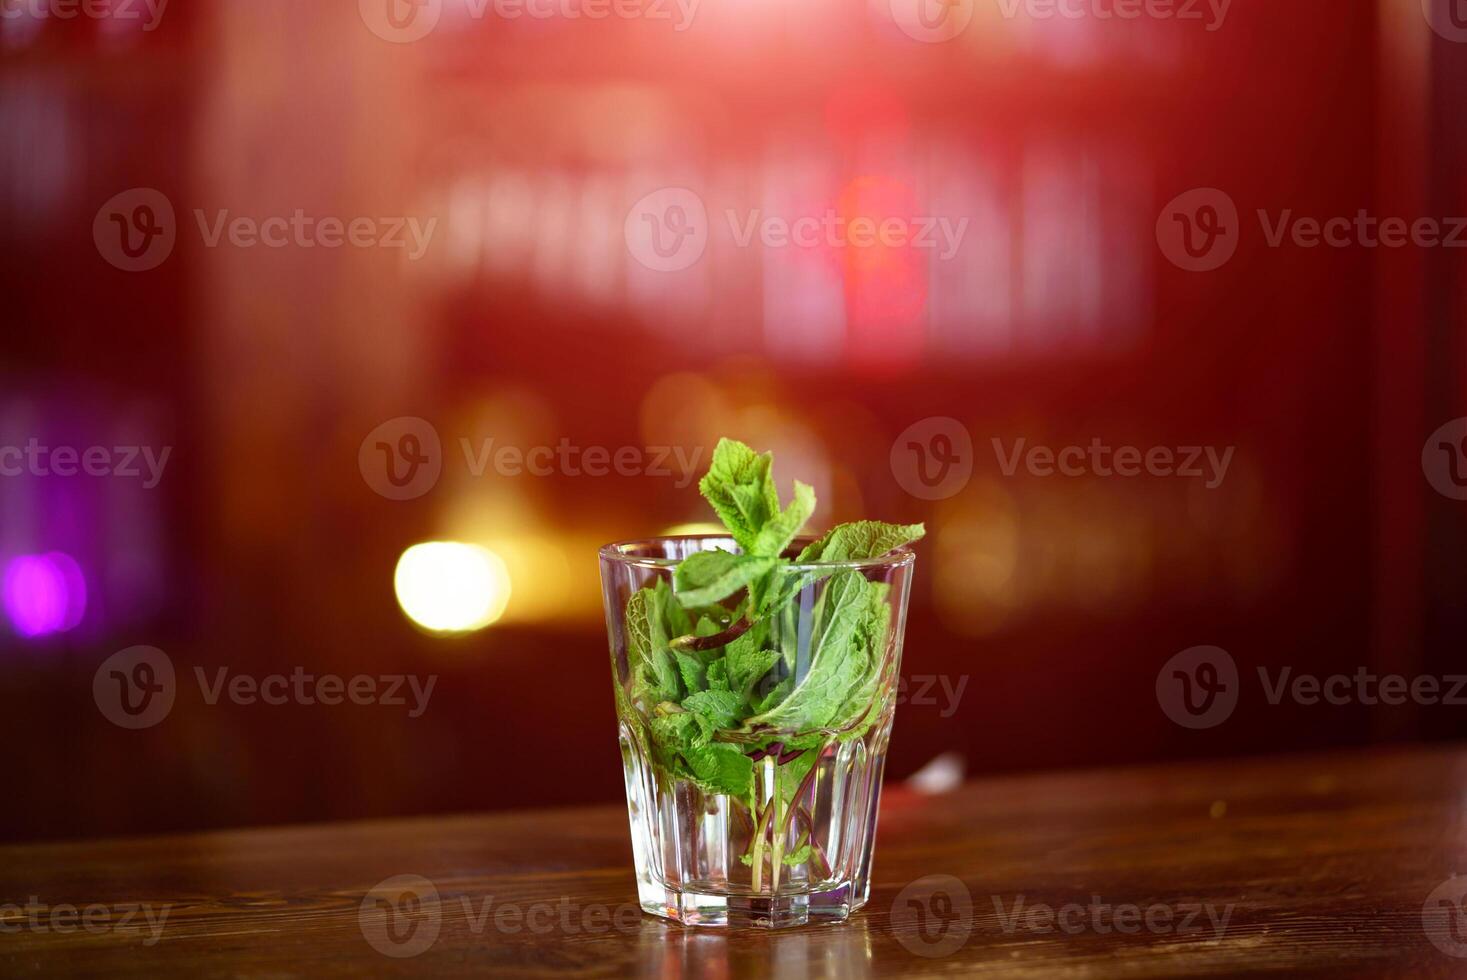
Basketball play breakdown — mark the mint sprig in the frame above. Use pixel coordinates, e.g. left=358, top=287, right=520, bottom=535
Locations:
left=620, top=438, right=923, bottom=887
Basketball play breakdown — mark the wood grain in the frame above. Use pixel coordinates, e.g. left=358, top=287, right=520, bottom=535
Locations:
left=3, top=745, right=1467, bottom=977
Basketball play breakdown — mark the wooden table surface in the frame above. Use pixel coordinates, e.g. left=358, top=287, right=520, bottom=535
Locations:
left=4, top=744, right=1467, bottom=978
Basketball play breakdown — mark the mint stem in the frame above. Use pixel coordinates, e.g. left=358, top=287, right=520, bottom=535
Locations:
left=670, top=617, right=753, bottom=652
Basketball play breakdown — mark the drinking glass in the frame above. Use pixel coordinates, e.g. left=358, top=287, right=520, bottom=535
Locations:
left=599, top=535, right=916, bottom=929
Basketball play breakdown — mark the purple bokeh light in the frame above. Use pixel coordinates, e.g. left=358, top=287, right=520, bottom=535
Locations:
left=2, top=552, right=88, bottom=639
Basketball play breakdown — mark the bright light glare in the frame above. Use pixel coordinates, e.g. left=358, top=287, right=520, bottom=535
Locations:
left=394, top=542, right=511, bottom=635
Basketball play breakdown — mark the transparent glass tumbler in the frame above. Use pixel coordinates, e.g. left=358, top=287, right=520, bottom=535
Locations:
left=599, top=536, right=915, bottom=929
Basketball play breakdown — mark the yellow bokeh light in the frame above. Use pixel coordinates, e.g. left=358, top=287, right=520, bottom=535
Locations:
left=394, top=542, right=511, bottom=635
left=662, top=522, right=725, bottom=537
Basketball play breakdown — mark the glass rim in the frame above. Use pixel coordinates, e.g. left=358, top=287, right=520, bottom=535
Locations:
left=598, top=534, right=917, bottom=571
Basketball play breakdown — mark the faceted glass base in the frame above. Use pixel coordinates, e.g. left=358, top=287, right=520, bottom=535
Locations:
left=639, top=882, right=866, bottom=929
left=619, top=719, right=890, bottom=930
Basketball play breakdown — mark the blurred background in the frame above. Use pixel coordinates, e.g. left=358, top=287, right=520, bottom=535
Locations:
left=1, top=0, right=1464, bottom=842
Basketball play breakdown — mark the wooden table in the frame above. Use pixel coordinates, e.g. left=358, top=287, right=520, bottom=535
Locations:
left=4, top=744, right=1467, bottom=977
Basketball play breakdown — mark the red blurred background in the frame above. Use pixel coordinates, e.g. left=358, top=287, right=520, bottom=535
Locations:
left=1, top=0, right=1464, bottom=841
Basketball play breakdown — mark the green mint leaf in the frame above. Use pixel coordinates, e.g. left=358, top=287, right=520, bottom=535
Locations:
left=673, top=550, right=778, bottom=607
left=698, top=439, right=780, bottom=554
left=828, top=583, right=893, bottom=738
left=682, top=689, right=743, bottom=739
left=782, top=843, right=813, bottom=867
left=752, top=676, right=793, bottom=715
left=625, top=587, right=680, bottom=704
left=726, top=626, right=781, bottom=705
left=706, top=658, right=730, bottom=692
left=752, top=480, right=815, bottom=557
left=743, top=571, right=871, bottom=732
left=683, top=742, right=753, bottom=798
left=675, top=651, right=708, bottom=694
left=796, top=521, right=926, bottom=563
left=655, top=578, right=693, bottom=638
left=650, top=711, right=698, bottom=753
